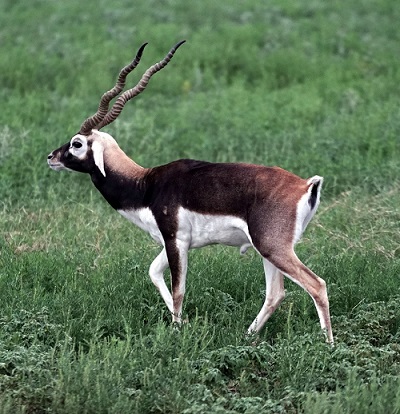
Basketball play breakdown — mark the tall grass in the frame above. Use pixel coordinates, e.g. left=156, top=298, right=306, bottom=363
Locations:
left=0, top=0, right=400, bottom=412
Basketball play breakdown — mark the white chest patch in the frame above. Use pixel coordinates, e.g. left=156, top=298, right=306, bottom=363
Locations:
left=118, top=208, right=163, bottom=245
left=118, top=207, right=253, bottom=252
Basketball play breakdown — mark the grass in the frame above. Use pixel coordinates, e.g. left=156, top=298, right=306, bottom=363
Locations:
left=0, top=0, right=400, bottom=412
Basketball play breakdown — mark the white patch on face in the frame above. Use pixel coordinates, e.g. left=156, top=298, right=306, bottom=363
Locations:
left=69, top=135, right=88, bottom=159
left=176, top=207, right=252, bottom=250
left=118, top=208, right=163, bottom=245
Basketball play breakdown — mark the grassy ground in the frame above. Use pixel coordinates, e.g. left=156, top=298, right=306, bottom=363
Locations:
left=0, top=0, right=400, bottom=412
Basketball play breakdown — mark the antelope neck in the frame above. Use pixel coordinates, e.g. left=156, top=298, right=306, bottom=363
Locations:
left=91, top=149, right=148, bottom=211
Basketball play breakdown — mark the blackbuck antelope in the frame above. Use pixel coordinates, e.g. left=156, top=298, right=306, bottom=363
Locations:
left=47, top=41, right=333, bottom=343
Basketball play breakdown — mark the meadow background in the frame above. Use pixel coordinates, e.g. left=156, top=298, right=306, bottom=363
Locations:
left=0, top=0, right=399, bottom=412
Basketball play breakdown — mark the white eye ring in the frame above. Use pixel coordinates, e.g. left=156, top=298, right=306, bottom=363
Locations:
left=72, top=141, right=83, bottom=149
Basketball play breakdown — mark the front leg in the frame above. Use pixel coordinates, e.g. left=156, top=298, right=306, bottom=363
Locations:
left=247, top=258, right=285, bottom=334
left=149, top=249, right=173, bottom=314
left=165, top=239, right=189, bottom=324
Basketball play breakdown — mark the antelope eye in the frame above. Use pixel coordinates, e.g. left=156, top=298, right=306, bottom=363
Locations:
left=72, top=141, right=82, bottom=149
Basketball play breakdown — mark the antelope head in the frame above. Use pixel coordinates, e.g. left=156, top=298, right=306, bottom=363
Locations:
left=47, top=40, right=186, bottom=178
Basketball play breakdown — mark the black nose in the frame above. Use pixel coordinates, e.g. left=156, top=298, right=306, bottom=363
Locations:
left=47, top=153, right=53, bottom=160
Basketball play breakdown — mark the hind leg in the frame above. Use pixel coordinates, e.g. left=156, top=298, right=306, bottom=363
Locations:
left=267, top=248, right=333, bottom=343
left=247, top=258, right=285, bottom=334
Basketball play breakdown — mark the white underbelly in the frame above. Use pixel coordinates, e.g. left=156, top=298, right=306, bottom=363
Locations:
left=118, top=207, right=252, bottom=251
left=177, top=207, right=251, bottom=249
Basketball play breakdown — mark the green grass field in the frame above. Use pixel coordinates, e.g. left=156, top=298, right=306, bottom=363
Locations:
left=1, top=0, right=400, bottom=412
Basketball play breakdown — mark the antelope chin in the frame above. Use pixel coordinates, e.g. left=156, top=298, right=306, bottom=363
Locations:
left=48, top=161, right=72, bottom=172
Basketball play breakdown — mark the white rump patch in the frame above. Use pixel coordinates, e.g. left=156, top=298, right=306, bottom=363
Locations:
left=293, top=175, right=323, bottom=243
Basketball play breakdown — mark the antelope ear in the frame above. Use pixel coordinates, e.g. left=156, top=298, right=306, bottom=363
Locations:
left=92, top=140, right=106, bottom=177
